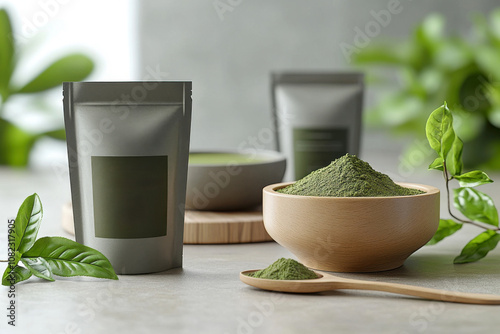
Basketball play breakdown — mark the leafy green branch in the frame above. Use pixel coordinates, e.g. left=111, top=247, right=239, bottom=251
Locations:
left=426, top=102, right=500, bottom=263
left=0, top=8, right=94, bottom=167
left=2, top=194, right=118, bottom=285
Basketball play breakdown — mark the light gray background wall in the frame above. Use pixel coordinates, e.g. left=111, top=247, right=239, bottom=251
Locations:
left=138, top=0, right=499, bottom=155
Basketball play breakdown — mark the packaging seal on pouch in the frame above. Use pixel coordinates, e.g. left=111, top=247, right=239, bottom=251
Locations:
left=63, top=81, right=192, bottom=274
left=271, top=72, right=363, bottom=181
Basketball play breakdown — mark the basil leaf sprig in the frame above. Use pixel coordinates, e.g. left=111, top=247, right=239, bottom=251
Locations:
left=426, top=103, right=500, bottom=264
left=2, top=194, right=118, bottom=285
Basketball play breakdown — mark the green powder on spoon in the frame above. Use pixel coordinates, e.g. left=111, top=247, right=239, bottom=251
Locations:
left=249, top=258, right=318, bottom=280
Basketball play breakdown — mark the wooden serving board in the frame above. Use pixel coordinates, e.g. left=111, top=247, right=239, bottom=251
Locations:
left=61, top=202, right=273, bottom=244
left=184, top=209, right=273, bottom=244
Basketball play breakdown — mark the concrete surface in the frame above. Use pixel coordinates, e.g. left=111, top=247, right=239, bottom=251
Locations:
left=1, top=151, right=500, bottom=333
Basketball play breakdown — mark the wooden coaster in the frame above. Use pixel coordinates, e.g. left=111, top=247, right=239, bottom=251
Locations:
left=62, top=202, right=273, bottom=244
left=183, top=209, right=273, bottom=244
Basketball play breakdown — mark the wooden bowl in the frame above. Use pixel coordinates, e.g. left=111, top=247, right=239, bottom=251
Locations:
left=263, top=182, right=440, bottom=272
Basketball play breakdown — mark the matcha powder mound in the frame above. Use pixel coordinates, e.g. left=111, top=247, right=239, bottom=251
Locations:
left=278, top=154, right=424, bottom=197
left=249, top=258, right=318, bottom=280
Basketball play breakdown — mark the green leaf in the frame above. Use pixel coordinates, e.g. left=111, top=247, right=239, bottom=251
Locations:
left=458, top=72, right=490, bottom=113
left=487, top=83, right=500, bottom=111
left=21, top=257, right=54, bottom=282
left=23, top=237, right=118, bottom=280
left=427, top=219, right=463, bottom=245
left=426, top=103, right=456, bottom=159
left=370, top=93, right=424, bottom=127
left=433, top=40, right=471, bottom=72
left=352, top=45, right=411, bottom=66
left=491, top=8, right=500, bottom=43
left=454, top=230, right=500, bottom=264
left=418, top=68, right=445, bottom=94
left=453, top=187, right=498, bottom=226
left=416, top=13, right=445, bottom=49
left=475, top=46, right=500, bottom=82
left=0, top=8, right=14, bottom=100
left=0, top=119, right=38, bottom=167
left=2, top=266, right=32, bottom=286
left=0, top=193, right=42, bottom=286
left=428, top=156, right=444, bottom=171
left=43, top=128, right=66, bottom=140
left=446, top=135, right=463, bottom=176
left=454, top=170, right=493, bottom=187
left=14, top=193, right=43, bottom=254
left=16, top=54, right=94, bottom=94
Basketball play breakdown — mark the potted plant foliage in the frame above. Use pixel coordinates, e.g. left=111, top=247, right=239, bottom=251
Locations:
left=0, top=8, right=94, bottom=167
left=354, top=10, right=500, bottom=169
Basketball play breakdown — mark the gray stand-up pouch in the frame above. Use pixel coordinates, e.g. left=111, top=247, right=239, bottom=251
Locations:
left=64, top=81, right=192, bottom=274
left=271, top=72, right=363, bottom=181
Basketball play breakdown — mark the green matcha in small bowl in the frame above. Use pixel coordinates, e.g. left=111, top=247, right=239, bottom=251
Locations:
left=186, top=150, right=286, bottom=211
left=262, top=154, right=440, bottom=272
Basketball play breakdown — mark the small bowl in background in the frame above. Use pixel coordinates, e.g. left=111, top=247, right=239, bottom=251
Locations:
left=262, top=182, right=440, bottom=272
left=186, top=150, right=286, bottom=211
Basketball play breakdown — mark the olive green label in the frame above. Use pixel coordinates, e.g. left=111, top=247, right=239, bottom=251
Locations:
left=293, top=128, right=348, bottom=179
left=91, top=156, right=168, bottom=239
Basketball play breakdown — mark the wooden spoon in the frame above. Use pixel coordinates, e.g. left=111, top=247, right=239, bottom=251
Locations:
left=240, top=270, right=500, bottom=305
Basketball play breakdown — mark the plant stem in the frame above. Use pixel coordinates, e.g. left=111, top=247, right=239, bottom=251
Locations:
left=444, top=162, right=500, bottom=231
left=0, top=260, right=8, bottom=262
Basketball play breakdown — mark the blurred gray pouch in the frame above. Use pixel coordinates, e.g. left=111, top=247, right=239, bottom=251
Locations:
left=63, top=81, right=192, bottom=274
left=271, top=72, right=363, bottom=181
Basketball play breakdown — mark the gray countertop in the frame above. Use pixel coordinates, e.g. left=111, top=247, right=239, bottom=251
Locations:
left=1, top=154, right=500, bottom=334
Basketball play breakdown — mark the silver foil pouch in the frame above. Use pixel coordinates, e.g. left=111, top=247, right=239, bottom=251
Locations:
left=63, top=81, right=192, bottom=274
